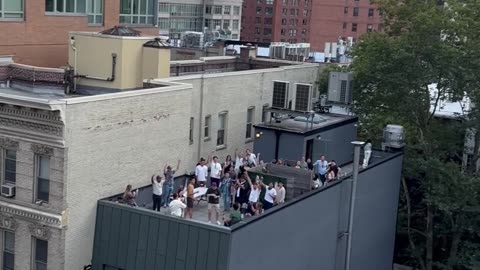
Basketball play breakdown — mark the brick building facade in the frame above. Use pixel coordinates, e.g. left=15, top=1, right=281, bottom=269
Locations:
left=241, top=0, right=381, bottom=51
left=0, top=0, right=159, bottom=68
left=241, top=0, right=312, bottom=43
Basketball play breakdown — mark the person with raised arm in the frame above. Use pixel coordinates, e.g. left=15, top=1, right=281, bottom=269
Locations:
left=234, top=148, right=244, bottom=175
left=258, top=178, right=277, bottom=210
left=163, top=160, right=180, bottom=208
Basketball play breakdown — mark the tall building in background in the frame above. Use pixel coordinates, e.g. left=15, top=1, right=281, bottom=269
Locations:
left=240, top=0, right=381, bottom=52
left=241, top=0, right=312, bottom=43
left=158, top=0, right=243, bottom=40
left=309, top=0, right=382, bottom=51
left=0, top=0, right=159, bottom=68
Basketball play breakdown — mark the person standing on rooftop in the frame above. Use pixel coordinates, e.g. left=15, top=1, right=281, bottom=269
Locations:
left=169, top=193, right=186, bottom=217
left=151, top=175, right=165, bottom=211
left=184, top=177, right=197, bottom=219
left=208, top=152, right=222, bottom=187
left=195, top=157, right=208, bottom=187
left=313, top=155, right=328, bottom=185
left=275, top=182, right=286, bottom=204
left=163, top=160, right=180, bottom=208
left=245, top=149, right=257, bottom=167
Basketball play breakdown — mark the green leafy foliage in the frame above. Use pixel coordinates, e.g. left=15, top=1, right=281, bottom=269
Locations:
left=350, top=0, right=480, bottom=269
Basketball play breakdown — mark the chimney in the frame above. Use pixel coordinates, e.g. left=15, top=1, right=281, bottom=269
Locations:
left=142, top=37, right=171, bottom=80
left=240, top=43, right=257, bottom=62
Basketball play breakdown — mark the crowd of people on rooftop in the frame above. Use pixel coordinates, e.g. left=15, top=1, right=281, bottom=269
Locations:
left=120, top=148, right=343, bottom=226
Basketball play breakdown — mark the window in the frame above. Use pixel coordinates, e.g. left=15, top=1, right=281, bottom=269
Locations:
left=217, top=112, right=227, bottom=147
left=283, top=0, right=288, bottom=5
left=45, top=0, right=86, bottom=13
left=204, top=18, right=212, bottom=29
left=282, top=8, right=287, bottom=15
left=87, top=0, right=103, bottom=25
left=223, top=19, right=230, bottom=29
left=302, top=29, right=307, bottom=35
left=255, top=17, right=261, bottom=24
left=281, top=18, right=287, bottom=25
left=3, top=149, right=16, bottom=184
left=246, top=107, right=255, bottom=139
left=352, top=23, right=357, bottom=32
left=189, top=117, right=194, bottom=144
left=224, top=6, right=230, bottom=15
left=343, top=22, right=347, bottom=30
left=367, top=24, right=373, bottom=32
left=0, top=0, right=24, bottom=19
left=353, top=7, right=359, bottom=16
left=281, top=28, right=286, bottom=35
left=213, top=19, right=221, bottom=29
left=344, top=7, right=348, bottom=14
left=290, top=9, right=295, bottom=15
left=232, top=19, right=239, bottom=30
left=255, top=27, right=260, bottom=34
left=233, top=6, right=240, bottom=15
left=205, top=5, right=212, bottom=14
left=265, top=7, right=273, bottom=15
left=302, top=19, right=307, bottom=25
left=214, top=5, right=222, bottom=14
left=266, top=0, right=274, bottom=4
left=262, top=104, right=269, bottom=123
left=204, top=115, right=211, bottom=139
left=36, top=156, right=50, bottom=203
left=33, top=238, right=48, bottom=270
left=303, top=9, right=308, bottom=16
left=256, top=7, right=262, bottom=14
left=289, top=29, right=297, bottom=36
left=291, top=0, right=297, bottom=5
left=119, top=0, right=155, bottom=25
left=264, top=18, right=272, bottom=25
left=2, top=230, right=14, bottom=270
left=368, top=8, right=374, bottom=17
left=264, top=28, right=272, bottom=35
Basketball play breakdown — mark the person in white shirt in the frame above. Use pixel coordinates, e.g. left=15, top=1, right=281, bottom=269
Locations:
left=208, top=153, right=222, bottom=187
left=169, top=193, right=186, bottom=217
left=363, top=140, right=372, bottom=168
left=245, top=149, right=258, bottom=167
left=151, top=175, right=165, bottom=212
left=259, top=179, right=277, bottom=210
left=275, top=182, right=286, bottom=204
left=245, top=173, right=260, bottom=216
left=195, top=158, right=208, bottom=186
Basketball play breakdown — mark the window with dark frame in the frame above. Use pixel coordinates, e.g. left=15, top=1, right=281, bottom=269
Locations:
left=36, top=156, right=50, bottom=203
left=217, top=112, right=227, bottom=146
left=34, top=238, right=48, bottom=270
left=246, top=107, right=255, bottom=139
left=352, top=23, right=357, bottom=32
left=2, top=230, right=14, bottom=270
left=87, top=0, right=103, bottom=25
left=3, top=149, right=16, bottom=184
left=353, top=7, right=359, bottom=16
left=344, top=7, right=348, bottom=14
left=204, top=115, right=211, bottom=139
left=368, top=8, right=374, bottom=17
left=119, top=0, right=155, bottom=25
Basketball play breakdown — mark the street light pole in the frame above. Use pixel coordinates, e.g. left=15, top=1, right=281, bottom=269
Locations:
left=346, top=141, right=365, bottom=270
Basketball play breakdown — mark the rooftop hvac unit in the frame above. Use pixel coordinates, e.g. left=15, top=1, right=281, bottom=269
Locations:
left=327, top=72, right=353, bottom=104
left=272, top=81, right=290, bottom=109
left=382, top=125, right=406, bottom=150
left=294, top=84, right=313, bottom=112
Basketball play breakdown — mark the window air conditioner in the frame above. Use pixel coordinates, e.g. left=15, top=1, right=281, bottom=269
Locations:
left=1, top=184, right=15, bottom=197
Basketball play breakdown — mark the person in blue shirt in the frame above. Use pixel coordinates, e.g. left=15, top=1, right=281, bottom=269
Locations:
left=313, top=155, right=328, bottom=185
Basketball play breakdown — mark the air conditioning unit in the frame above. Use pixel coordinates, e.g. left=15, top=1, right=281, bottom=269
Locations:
left=1, top=184, right=15, bottom=197
left=328, top=72, right=353, bottom=104
left=272, top=81, right=290, bottom=109
left=294, top=83, right=313, bottom=112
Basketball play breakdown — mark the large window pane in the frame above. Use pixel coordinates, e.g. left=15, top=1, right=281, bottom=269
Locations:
left=120, top=0, right=132, bottom=14
left=76, top=0, right=86, bottom=13
left=4, top=150, right=16, bottom=183
left=45, top=0, right=54, bottom=12
left=3, top=231, right=14, bottom=270
left=37, top=156, right=50, bottom=202
left=56, top=0, right=64, bottom=12
left=35, top=238, right=48, bottom=270
left=5, top=0, right=23, bottom=11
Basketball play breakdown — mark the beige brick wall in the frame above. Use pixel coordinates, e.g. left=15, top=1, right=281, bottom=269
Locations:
left=62, top=85, right=193, bottom=269
left=164, top=63, right=322, bottom=163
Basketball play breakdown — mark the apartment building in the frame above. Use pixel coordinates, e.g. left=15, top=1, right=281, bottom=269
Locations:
left=0, top=0, right=159, bottom=68
left=241, top=0, right=381, bottom=51
left=0, top=29, right=321, bottom=270
left=309, top=0, right=382, bottom=51
left=241, top=0, right=312, bottom=43
left=158, top=0, right=242, bottom=40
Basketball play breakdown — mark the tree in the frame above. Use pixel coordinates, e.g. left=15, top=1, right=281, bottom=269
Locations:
left=351, top=0, right=480, bottom=269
